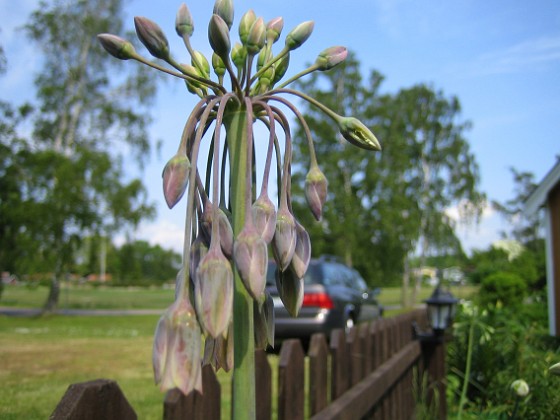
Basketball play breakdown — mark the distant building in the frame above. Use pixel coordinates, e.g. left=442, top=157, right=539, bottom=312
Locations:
left=524, top=159, right=560, bottom=336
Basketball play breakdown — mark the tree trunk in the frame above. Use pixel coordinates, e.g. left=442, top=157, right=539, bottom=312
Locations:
left=401, top=255, right=410, bottom=308
left=43, top=274, right=60, bottom=313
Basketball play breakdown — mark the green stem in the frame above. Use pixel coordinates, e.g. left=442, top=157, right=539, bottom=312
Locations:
left=457, top=318, right=475, bottom=420
left=224, top=104, right=255, bottom=420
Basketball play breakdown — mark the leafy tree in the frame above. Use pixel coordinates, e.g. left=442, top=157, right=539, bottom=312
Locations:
left=1, top=0, right=158, bottom=311
left=292, top=52, right=484, bottom=297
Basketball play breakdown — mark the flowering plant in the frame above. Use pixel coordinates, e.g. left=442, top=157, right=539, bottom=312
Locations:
left=98, top=1, right=379, bottom=416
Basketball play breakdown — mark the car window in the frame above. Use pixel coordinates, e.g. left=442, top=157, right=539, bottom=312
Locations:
left=266, top=261, right=321, bottom=286
left=321, top=263, right=344, bottom=287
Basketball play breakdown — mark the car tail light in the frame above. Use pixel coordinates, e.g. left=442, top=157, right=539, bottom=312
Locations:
left=302, top=292, right=334, bottom=309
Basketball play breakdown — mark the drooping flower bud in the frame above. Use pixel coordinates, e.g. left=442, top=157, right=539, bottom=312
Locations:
left=254, top=293, right=275, bottom=349
left=275, top=267, right=304, bottom=317
left=285, top=21, right=314, bottom=51
left=338, top=116, right=382, bottom=151
left=271, top=207, right=297, bottom=271
left=203, top=322, right=233, bottom=371
left=305, top=165, right=328, bottom=220
left=266, top=17, right=284, bottom=44
left=194, top=248, right=233, bottom=338
left=134, top=16, right=170, bottom=60
left=239, top=9, right=257, bottom=45
left=217, top=207, right=234, bottom=257
left=208, top=14, right=231, bottom=60
left=213, top=0, right=234, bottom=30
left=97, top=34, right=136, bottom=60
left=234, top=224, right=268, bottom=299
left=231, top=43, right=248, bottom=69
left=212, top=52, right=226, bottom=77
left=153, top=297, right=202, bottom=395
left=189, top=234, right=209, bottom=284
left=175, top=3, right=194, bottom=37
left=290, top=221, right=311, bottom=279
left=252, top=193, right=277, bottom=243
left=162, top=153, right=191, bottom=209
left=246, top=17, right=266, bottom=55
left=511, top=379, right=530, bottom=398
left=272, top=53, right=290, bottom=85
left=315, top=46, right=348, bottom=71
left=191, top=51, right=210, bottom=78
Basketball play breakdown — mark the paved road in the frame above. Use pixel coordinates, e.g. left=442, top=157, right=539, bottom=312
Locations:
left=0, top=307, right=163, bottom=317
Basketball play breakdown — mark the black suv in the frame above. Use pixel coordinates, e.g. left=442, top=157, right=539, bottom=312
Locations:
left=266, top=256, right=383, bottom=343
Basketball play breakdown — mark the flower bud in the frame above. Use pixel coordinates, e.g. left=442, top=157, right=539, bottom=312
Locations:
left=315, top=46, right=347, bottom=71
left=511, top=379, right=530, bottom=397
left=213, top=0, right=234, bottom=30
left=275, top=267, right=304, bottom=317
left=217, top=207, right=234, bottom=257
left=191, top=51, right=210, bottom=78
left=175, top=3, right=194, bottom=37
left=208, top=14, right=231, bottom=60
left=257, top=47, right=272, bottom=71
left=338, top=116, right=381, bottom=151
left=203, top=322, right=233, bottom=371
left=254, top=293, right=275, bottom=349
left=305, top=165, right=328, bottom=220
left=212, top=52, right=226, bottom=77
left=550, top=362, right=560, bottom=376
left=194, top=248, right=233, bottom=338
left=285, top=21, right=314, bottom=51
left=153, top=298, right=202, bottom=395
left=239, top=9, right=257, bottom=45
left=266, top=17, right=284, bottom=44
left=182, top=64, right=205, bottom=93
left=231, top=43, right=247, bottom=68
left=134, top=16, right=170, bottom=60
left=272, top=53, right=290, bottom=85
left=291, top=221, right=311, bottom=279
left=97, top=34, right=136, bottom=60
left=189, top=234, right=209, bottom=284
left=162, top=153, right=190, bottom=209
left=246, top=17, right=266, bottom=55
left=252, top=193, right=277, bottom=243
left=234, top=224, right=268, bottom=299
left=271, top=207, right=297, bottom=271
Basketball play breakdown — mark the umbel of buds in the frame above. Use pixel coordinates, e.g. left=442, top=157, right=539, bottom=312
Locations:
left=98, top=0, right=381, bottom=399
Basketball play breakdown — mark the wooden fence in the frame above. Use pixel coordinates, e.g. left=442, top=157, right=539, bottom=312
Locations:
left=51, top=309, right=448, bottom=419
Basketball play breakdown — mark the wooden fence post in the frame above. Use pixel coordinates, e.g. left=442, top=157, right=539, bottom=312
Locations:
left=330, top=329, right=348, bottom=400
left=50, top=379, right=136, bottom=420
left=278, top=339, right=305, bottom=420
left=255, top=349, right=272, bottom=420
left=308, top=333, right=329, bottom=416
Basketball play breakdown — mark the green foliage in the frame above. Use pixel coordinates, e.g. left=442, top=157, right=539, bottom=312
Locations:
left=478, top=272, right=526, bottom=309
left=448, top=301, right=560, bottom=418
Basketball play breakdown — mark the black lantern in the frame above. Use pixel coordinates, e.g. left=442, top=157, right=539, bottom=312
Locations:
left=424, top=284, right=459, bottom=335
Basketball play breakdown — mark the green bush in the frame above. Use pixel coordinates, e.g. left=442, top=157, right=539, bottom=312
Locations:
left=479, top=271, right=526, bottom=308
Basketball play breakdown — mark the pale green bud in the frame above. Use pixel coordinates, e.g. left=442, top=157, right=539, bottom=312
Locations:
left=191, top=51, right=210, bottom=77
left=511, top=379, right=530, bottom=397
left=338, top=117, right=381, bottom=151
left=257, top=47, right=272, bottom=71
left=549, top=362, right=560, bottom=376
left=290, top=221, right=311, bottom=279
left=246, top=17, right=266, bottom=55
left=97, top=34, right=136, bottom=60
left=252, top=193, right=277, bottom=243
left=134, top=16, right=170, bottom=60
left=305, top=165, right=328, bottom=221
left=285, top=21, right=314, bottom=51
left=213, top=0, right=234, bottom=30
left=162, top=153, right=190, bottom=209
left=231, top=43, right=247, bottom=68
left=272, top=53, right=290, bottom=85
left=315, top=46, right=348, bottom=71
left=234, top=224, right=268, bottom=299
left=175, top=3, right=194, bottom=37
left=208, top=14, right=231, bottom=60
left=272, top=207, right=297, bottom=271
left=254, top=293, right=275, bottom=349
left=239, top=9, right=257, bottom=45
left=266, top=17, right=284, bottom=44
left=275, top=267, right=304, bottom=317
left=212, top=52, right=226, bottom=77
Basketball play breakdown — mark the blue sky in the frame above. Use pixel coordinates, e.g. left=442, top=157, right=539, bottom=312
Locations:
left=1, top=0, right=559, bottom=255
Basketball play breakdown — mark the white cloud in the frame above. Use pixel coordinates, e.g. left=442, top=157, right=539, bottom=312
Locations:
left=114, top=219, right=185, bottom=254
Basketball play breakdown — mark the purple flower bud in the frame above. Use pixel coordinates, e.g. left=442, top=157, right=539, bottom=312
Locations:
left=213, top=0, right=234, bottom=30
left=266, top=17, right=284, bottom=44
left=290, top=221, right=311, bottom=279
left=162, top=153, right=191, bottom=209
left=200, top=202, right=234, bottom=257
left=152, top=298, right=202, bottom=395
left=176, top=3, right=194, bottom=37
left=338, top=117, right=381, bottom=151
left=203, top=322, right=233, bottom=371
left=189, top=234, right=209, bottom=284
left=252, top=193, right=276, bottom=243
left=305, top=165, right=328, bottom=220
left=97, top=34, right=136, bottom=60
left=134, top=16, right=170, bottom=60
left=234, top=224, right=268, bottom=299
left=271, top=207, right=297, bottom=271
left=315, top=46, right=347, bottom=71
left=239, top=9, right=257, bottom=45
left=194, top=248, right=233, bottom=338
left=285, top=21, right=314, bottom=51
left=246, top=17, right=266, bottom=55
left=275, top=267, right=304, bottom=317
left=254, top=293, right=275, bottom=349
left=208, top=14, right=231, bottom=60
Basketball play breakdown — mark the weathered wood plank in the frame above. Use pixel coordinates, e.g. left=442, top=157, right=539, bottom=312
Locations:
left=50, top=379, right=137, bottom=420
left=310, top=341, right=422, bottom=420
left=308, top=333, right=329, bottom=415
left=278, top=339, right=305, bottom=420
left=255, top=349, right=272, bottom=420
left=330, top=329, right=348, bottom=400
